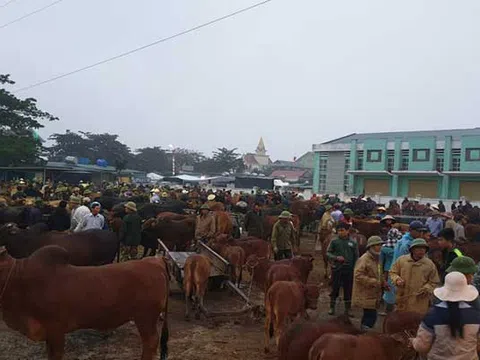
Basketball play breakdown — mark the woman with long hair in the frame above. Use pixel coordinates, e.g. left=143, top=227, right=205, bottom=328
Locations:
left=412, top=271, right=480, bottom=359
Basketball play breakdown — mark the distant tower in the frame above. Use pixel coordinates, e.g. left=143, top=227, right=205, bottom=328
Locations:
left=256, top=137, right=267, bottom=156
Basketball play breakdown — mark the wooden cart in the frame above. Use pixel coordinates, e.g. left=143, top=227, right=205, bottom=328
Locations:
left=158, top=239, right=253, bottom=317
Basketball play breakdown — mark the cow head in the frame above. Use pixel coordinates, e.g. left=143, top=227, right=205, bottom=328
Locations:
left=141, top=218, right=158, bottom=231
left=0, top=223, right=19, bottom=244
left=303, top=284, right=320, bottom=310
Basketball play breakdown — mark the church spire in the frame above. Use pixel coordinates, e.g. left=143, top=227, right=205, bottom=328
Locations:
left=256, top=137, right=266, bottom=155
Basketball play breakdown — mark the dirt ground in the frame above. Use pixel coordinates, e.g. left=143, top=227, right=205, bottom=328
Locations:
left=0, top=234, right=368, bottom=359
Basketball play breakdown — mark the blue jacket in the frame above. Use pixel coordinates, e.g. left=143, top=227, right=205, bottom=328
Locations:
left=393, top=232, right=414, bottom=263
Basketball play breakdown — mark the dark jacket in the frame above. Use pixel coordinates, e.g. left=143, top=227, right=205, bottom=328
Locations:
left=121, top=213, right=142, bottom=246
left=244, top=210, right=264, bottom=238
left=327, top=236, right=359, bottom=271
left=48, top=207, right=71, bottom=231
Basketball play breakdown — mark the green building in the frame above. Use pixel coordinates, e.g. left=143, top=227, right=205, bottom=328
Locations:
left=312, top=128, right=480, bottom=201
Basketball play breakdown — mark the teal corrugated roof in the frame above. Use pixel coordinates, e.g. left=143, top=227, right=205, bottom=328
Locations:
left=322, top=128, right=480, bottom=145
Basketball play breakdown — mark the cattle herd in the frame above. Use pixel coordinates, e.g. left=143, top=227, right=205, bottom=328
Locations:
left=1, top=191, right=480, bottom=360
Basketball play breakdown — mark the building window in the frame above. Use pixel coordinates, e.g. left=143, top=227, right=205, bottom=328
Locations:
left=344, top=152, right=350, bottom=193
left=436, top=149, right=444, bottom=172
left=318, top=154, right=327, bottom=192
left=367, top=150, right=382, bottom=162
left=452, top=149, right=461, bottom=171
left=466, top=148, right=480, bottom=161
left=412, top=149, right=430, bottom=162
left=357, top=151, right=364, bottom=170
left=401, top=150, right=409, bottom=170
left=387, top=150, right=395, bottom=171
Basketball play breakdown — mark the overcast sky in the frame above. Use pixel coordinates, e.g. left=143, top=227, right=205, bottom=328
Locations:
left=2, top=0, right=480, bottom=161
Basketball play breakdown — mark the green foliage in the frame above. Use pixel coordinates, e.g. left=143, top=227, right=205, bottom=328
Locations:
left=0, top=74, right=57, bottom=166
left=134, top=147, right=169, bottom=173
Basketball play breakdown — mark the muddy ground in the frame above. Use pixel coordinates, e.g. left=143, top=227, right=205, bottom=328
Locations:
left=0, top=235, right=369, bottom=359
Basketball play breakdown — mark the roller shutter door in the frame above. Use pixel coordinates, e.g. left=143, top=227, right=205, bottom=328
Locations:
left=460, top=181, right=480, bottom=201
left=408, top=180, right=438, bottom=198
left=364, top=179, right=390, bottom=196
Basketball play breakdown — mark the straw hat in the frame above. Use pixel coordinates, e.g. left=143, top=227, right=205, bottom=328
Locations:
left=434, top=271, right=478, bottom=302
left=207, top=194, right=216, bottom=201
left=431, top=204, right=440, bottom=211
left=380, top=215, right=396, bottom=223
left=69, top=196, right=81, bottom=205
left=366, top=236, right=383, bottom=249
left=279, top=211, right=292, bottom=219
left=377, top=206, right=387, bottom=212
left=124, top=201, right=137, bottom=212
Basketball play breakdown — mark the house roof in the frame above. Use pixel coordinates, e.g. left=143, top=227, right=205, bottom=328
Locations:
left=243, top=154, right=259, bottom=165
left=272, top=160, right=307, bottom=169
left=270, top=170, right=308, bottom=179
left=322, top=128, right=480, bottom=145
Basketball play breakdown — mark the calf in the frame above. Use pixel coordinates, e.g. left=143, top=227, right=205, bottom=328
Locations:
left=0, top=246, right=170, bottom=360
left=229, top=237, right=271, bottom=260
left=264, top=281, right=320, bottom=353
left=265, top=264, right=302, bottom=292
left=211, top=243, right=245, bottom=287
left=278, top=316, right=361, bottom=360
left=383, top=311, right=423, bottom=334
left=308, top=332, right=412, bottom=360
left=183, top=254, right=212, bottom=319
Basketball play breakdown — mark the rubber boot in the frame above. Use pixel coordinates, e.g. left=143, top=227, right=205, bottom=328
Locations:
left=344, top=302, right=354, bottom=318
left=328, top=299, right=336, bottom=315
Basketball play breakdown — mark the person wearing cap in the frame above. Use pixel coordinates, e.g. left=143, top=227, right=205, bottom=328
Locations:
left=194, top=204, right=216, bottom=247
left=380, top=215, right=403, bottom=313
left=120, top=201, right=142, bottom=260
left=426, top=211, right=444, bottom=238
left=244, top=203, right=264, bottom=239
left=340, top=208, right=354, bottom=227
left=316, top=204, right=334, bottom=252
left=376, top=207, right=387, bottom=220
left=393, top=220, right=428, bottom=263
left=74, top=202, right=105, bottom=232
left=412, top=271, right=480, bottom=360
left=390, top=239, right=439, bottom=315
left=271, top=211, right=297, bottom=260
left=327, top=222, right=359, bottom=316
left=353, top=236, right=387, bottom=330
left=438, top=228, right=463, bottom=282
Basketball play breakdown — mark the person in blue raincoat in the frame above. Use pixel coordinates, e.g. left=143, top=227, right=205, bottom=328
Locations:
left=379, top=215, right=403, bottom=313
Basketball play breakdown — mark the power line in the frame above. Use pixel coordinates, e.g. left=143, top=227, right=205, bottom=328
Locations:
left=0, top=0, right=18, bottom=9
left=0, top=0, right=66, bottom=30
left=13, top=0, right=273, bottom=93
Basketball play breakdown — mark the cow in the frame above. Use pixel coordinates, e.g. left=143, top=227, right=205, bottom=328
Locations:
left=352, top=218, right=381, bottom=239
left=265, top=264, right=302, bottom=292
left=214, top=211, right=233, bottom=236
left=308, top=332, right=412, bottom=360
left=465, top=224, right=480, bottom=242
left=210, top=243, right=245, bottom=287
left=183, top=254, right=212, bottom=320
left=0, top=246, right=170, bottom=360
left=264, top=281, right=320, bottom=353
left=156, top=212, right=189, bottom=221
left=278, top=316, right=361, bottom=360
left=245, top=254, right=313, bottom=290
left=220, top=235, right=271, bottom=260
left=141, top=216, right=195, bottom=251
left=383, top=311, right=423, bottom=334
left=0, top=223, right=118, bottom=266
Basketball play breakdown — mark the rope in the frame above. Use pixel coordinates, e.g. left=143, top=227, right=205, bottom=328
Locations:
left=0, top=258, right=16, bottom=308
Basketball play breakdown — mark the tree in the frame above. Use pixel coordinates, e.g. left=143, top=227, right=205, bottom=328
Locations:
left=212, top=147, right=245, bottom=173
left=134, top=147, right=169, bottom=173
left=47, top=131, right=134, bottom=167
left=0, top=74, right=57, bottom=166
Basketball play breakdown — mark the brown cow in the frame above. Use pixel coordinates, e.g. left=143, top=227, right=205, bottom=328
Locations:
left=308, top=332, right=412, bottom=360
left=465, top=224, right=480, bottom=241
left=265, top=264, right=302, bottom=292
left=383, top=311, right=423, bottom=334
left=352, top=218, right=381, bottom=239
left=214, top=211, right=233, bottom=236
left=183, top=254, right=211, bottom=320
left=228, top=237, right=271, bottom=260
left=0, top=246, right=170, bottom=360
left=264, top=281, right=320, bottom=353
left=278, top=316, right=361, bottom=360
left=141, top=216, right=195, bottom=251
left=156, top=212, right=189, bottom=221
left=210, top=243, right=245, bottom=286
